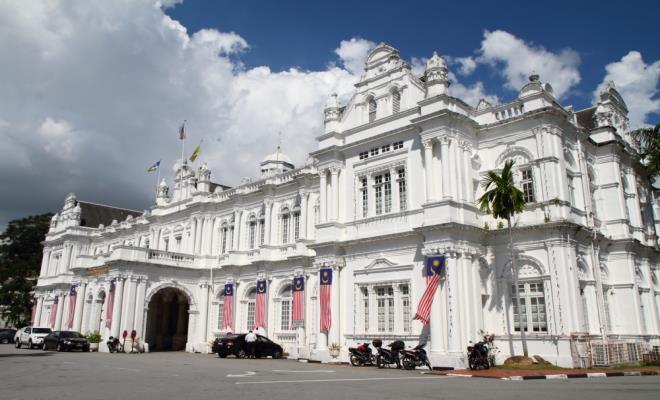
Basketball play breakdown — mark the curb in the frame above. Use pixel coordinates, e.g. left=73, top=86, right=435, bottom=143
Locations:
left=441, top=370, right=659, bottom=380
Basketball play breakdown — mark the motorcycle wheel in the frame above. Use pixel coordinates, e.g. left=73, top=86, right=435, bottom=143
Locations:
left=425, top=360, right=432, bottom=371
left=349, top=354, right=361, bottom=367
left=376, top=355, right=385, bottom=369
left=483, top=357, right=490, bottom=370
left=468, top=355, right=476, bottom=370
left=401, top=355, right=415, bottom=370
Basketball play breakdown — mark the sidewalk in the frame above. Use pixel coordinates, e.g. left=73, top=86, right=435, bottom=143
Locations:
left=427, top=366, right=660, bottom=380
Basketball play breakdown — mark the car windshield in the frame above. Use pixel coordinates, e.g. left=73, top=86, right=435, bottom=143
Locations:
left=59, top=331, right=83, bottom=338
left=32, top=328, right=52, bottom=334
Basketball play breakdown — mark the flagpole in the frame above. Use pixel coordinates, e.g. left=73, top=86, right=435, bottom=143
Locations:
left=155, top=165, right=161, bottom=198
left=181, top=120, right=186, bottom=164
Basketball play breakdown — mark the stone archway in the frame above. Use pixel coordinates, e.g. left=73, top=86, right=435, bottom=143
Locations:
left=145, top=287, right=189, bottom=351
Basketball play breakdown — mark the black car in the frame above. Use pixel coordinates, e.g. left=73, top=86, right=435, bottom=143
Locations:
left=212, top=334, right=283, bottom=359
left=0, top=328, right=17, bottom=344
left=43, top=331, right=90, bottom=352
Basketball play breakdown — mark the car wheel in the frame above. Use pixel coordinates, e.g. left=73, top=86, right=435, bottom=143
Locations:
left=28, top=340, right=33, bottom=349
left=272, top=350, right=282, bottom=359
left=237, top=349, right=246, bottom=359
left=56, top=343, right=63, bottom=352
left=218, top=353, right=227, bottom=358
left=43, top=343, right=48, bottom=351
left=15, top=340, right=21, bottom=349
left=83, top=346, right=90, bottom=352
left=1, top=338, right=8, bottom=344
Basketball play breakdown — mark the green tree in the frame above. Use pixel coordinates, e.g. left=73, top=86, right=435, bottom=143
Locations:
left=0, top=213, right=52, bottom=327
left=631, top=124, right=660, bottom=178
left=477, top=159, right=529, bottom=357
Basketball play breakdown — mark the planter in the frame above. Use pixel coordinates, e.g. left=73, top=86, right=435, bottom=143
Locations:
left=329, top=348, right=340, bottom=358
left=89, top=343, right=99, bottom=352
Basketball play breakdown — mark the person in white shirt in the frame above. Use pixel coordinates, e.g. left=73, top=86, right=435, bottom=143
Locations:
left=245, top=330, right=257, bottom=358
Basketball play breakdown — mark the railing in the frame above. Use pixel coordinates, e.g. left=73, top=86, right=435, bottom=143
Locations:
left=274, top=332, right=297, bottom=344
left=147, top=249, right=194, bottom=264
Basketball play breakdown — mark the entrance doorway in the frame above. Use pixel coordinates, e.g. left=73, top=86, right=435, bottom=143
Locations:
left=145, top=287, right=189, bottom=351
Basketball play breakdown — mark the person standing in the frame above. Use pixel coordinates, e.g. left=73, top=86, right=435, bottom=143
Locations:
left=245, top=330, right=257, bottom=359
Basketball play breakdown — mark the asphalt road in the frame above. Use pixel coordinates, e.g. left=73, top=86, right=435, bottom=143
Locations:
left=1, top=345, right=659, bottom=400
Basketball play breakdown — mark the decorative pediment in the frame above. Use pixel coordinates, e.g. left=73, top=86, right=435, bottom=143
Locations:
left=365, top=258, right=398, bottom=270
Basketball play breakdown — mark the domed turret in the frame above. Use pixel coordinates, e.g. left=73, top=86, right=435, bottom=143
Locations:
left=424, top=51, right=449, bottom=98
left=324, top=93, right=342, bottom=133
left=260, top=146, right=294, bottom=177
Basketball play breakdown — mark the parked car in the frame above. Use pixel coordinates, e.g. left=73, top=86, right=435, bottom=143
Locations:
left=43, top=331, right=90, bottom=352
left=15, top=327, right=52, bottom=349
left=0, top=328, right=17, bottom=344
left=212, top=333, right=283, bottom=359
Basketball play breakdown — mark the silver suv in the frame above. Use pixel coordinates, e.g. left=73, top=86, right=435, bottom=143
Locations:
left=15, top=327, right=52, bottom=349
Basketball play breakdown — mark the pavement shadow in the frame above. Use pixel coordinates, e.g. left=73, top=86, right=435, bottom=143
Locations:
left=0, top=351, right=55, bottom=358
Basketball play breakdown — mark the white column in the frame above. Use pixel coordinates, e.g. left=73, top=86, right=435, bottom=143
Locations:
left=449, top=138, right=458, bottom=200
left=330, top=168, right=339, bottom=221
left=133, top=279, right=147, bottom=339
left=300, top=192, right=308, bottom=239
left=198, top=283, right=210, bottom=352
left=120, top=277, right=138, bottom=332
left=265, top=200, right=273, bottom=245
left=205, top=217, right=214, bottom=255
left=39, top=251, right=50, bottom=277
left=368, top=286, right=377, bottom=334
left=440, top=136, right=451, bottom=198
left=35, top=296, right=44, bottom=327
left=329, top=267, right=341, bottom=346
left=319, top=171, right=327, bottom=223
left=429, top=274, right=446, bottom=354
left=269, top=206, right=278, bottom=245
left=446, top=254, right=461, bottom=353
left=54, top=294, right=65, bottom=330
left=393, top=285, right=402, bottom=334
left=73, top=283, right=87, bottom=332
left=110, top=277, right=125, bottom=337
left=423, top=139, right=435, bottom=202
left=463, top=143, right=473, bottom=202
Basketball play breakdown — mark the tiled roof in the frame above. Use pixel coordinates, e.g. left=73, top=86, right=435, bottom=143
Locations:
left=78, top=201, right=141, bottom=228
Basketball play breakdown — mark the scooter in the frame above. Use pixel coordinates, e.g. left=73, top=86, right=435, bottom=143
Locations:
left=467, top=339, right=490, bottom=370
left=348, top=342, right=375, bottom=366
left=374, top=339, right=404, bottom=369
left=400, top=343, right=432, bottom=371
left=107, top=336, right=124, bottom=353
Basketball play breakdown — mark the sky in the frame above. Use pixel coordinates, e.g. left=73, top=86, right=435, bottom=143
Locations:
left=0, top=0, right=658, bottom=229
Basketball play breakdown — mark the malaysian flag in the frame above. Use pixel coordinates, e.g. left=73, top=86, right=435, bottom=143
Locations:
left=319, top=268, right=332, bottom=333
left=291, top=276, right=304, bottom=327
left=66, top=285, right=77, bottom=328
left=49, top=296, right=58, bottom=328
left=222, top=283, right=234, bottom=331
left=105, top=281, right=115, bottom=327
left=413, top=256, right=445, bottom=325
left=254, top=280, right=268, bottom=329
left=179, top=121, right=186, bottom=140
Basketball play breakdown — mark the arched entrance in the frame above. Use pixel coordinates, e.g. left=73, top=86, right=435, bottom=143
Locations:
left=145, top=287, right=189, bottom=351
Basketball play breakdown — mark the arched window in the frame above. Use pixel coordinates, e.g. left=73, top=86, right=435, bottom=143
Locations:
left=391, top=90, right=400, bottom=114
left=281, top=208, right=290, bottom=244
left=293, top=208, right=301, bottom=241
left=216, top=297, right=224, bottom=330
left=220, top=223, right=228, bottom=254
left=248, top=215, right=257, bottom=249
left=520, top=168, right=535, bottom=203
left=279, top=285, right=292, bottom=331
left=368, top=97, right=377, bottom=123
left=259, top=213, right=266, bottom=246
left=507, top=261, right=547, bottom=333
left=245, top=288, right=256, bottom=331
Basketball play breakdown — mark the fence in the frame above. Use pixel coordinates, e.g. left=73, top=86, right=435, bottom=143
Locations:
left=570, top=333, right=652, bottom=368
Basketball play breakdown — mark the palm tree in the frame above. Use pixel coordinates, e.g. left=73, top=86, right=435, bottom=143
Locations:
left=477, top=159, right=529, bottom=357
left=631, top=124, right=660, bottom=178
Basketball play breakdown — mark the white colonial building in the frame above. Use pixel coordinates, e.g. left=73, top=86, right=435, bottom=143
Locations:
left=34, top=43, right=660, bottom=367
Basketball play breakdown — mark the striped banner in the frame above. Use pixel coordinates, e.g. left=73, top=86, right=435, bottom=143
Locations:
left=49, top=296, right=58, bottom=328
left=222, top=283, right=234, bottom=331
left=413, top=256, right=445, bottom=325
left=319, top=268, right=332, bottom=333
left=254, top=280, right=268, bottom=329
left=291, top=276, right=304, bottom=326
left=66, top=285, right=77, bottom=328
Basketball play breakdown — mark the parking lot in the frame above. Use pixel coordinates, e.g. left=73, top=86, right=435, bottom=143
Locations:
left=2, top=345, right=660, bottom=400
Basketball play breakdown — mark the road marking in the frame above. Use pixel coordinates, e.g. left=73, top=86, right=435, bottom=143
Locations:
left=227, top=371, right=257, bottom=377
left=113, top=367, right=141, bottom=372
left=235, top=376, right=445, bottom=385
left=271, top=369, right=335, bottom=374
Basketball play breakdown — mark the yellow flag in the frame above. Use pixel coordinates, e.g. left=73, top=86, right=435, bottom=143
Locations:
left=189, top=144, right=201, bottom=162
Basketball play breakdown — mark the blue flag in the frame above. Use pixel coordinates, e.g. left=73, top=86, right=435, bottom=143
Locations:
left=425, top=255, right=445, bottom=277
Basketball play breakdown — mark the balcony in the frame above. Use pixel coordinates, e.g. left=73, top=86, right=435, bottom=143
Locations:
left=76, top=245, right=196, bottom=271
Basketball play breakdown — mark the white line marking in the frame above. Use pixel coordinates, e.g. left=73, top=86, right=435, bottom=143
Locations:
left=271, top=369, right=335, bottom=374
left=227, top=371, right=257, bottom=378
left=235, top=376, right=445, bottom=385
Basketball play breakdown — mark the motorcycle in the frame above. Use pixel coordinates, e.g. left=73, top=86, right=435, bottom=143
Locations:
left=107, top=336, right=124, bottom=353
left=400, top=343, right=432, bottom=371
left=467, top=338, right=490, bottom=370
left=348, top=342, right=375, bottom=366
left=374, top=339, right=404, bottom=369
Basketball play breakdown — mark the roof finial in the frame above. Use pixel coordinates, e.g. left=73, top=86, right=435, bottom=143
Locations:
left=529, top=71, right=540, bottom=82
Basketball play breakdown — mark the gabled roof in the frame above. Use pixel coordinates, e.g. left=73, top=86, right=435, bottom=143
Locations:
left=575, top=107, right=596, bottom=130
left=78, top=201, right=141, bottom=228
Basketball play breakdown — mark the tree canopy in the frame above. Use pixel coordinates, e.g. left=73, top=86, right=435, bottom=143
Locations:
left=632, top=124, right=660, bottom=179
left=0, top=213, right=52, bottom=327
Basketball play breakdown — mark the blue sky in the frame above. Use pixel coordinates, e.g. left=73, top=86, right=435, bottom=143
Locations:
left=0, top=0, right=658, bottom=228
left=165, top=0, right=660, bottom=113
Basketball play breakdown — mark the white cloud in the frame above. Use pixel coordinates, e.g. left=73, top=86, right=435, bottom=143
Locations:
left=334, top=38, right=375, bottom=76
left=478, top=30, right=581, bottom=99
left=38, top=117, right=76, bottom=161
left=594, top=51, right=660, bottom=129
left=453, top=56, right=477, bottom=76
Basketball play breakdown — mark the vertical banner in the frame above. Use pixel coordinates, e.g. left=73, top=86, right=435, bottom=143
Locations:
left=413, top=255, right=445, bottom=325
left=105, top=281, right=115, bottom=327
left=222, top=283, right=234, bottom=331
left=291, top=276, right=305, bottom=327
left=319, top=268, right=332, bottom=333
left=66, top=285, right=77, bottom=328
left=49, top=296, right=59, bottom=328
left=254, top=280, right=268, bottom=329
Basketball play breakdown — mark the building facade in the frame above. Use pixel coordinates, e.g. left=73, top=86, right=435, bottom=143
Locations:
left=34, top=43, right=660, bottom=367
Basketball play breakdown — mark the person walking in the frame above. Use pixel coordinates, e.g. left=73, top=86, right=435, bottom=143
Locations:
left=245, top=330, right=257, bottom=359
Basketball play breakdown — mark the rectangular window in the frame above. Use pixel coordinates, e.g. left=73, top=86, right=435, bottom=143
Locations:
left=221, top=228, right=227, bottom=253
left=376, top=286, right=394, bottom=333
left=229, top=227, right=234, bottom=249
left=361, top=177, right=368, bottom=218
left=370, top=148, right=379, bottom=157
left=401, top=285, right=410, bottom=333
left=398, top=168, right=407, bottom=211
left=375, top=175, right=383, bottom=215
left=384, top=172, right=392, bottom=213
left=281, top=299, right=291, bottom=331
left=521, top=168, right=535, bottom=203
left=294, top=213, right=300, bottom=240
left=368, top=99, right=376, bottom=122
left=392, top=91, right=400, bottom=113
left=359, top=151, right=369, bottom=160
left=381, top=144, right=390, bottom=153
left=512, top=282, right=547, bottom=333
left=281, top=215, right=290, bottom=244
left=249, top=222, right=256, bottom=249
left=247, top=302, right=255, bottom=330
left=259, top=221, right=265, bottom=245
left=217, top=302, right=224, bottom=329
left=568, top=176, right=576, bottom=207
left=393, top=141, right=403, bottom=150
